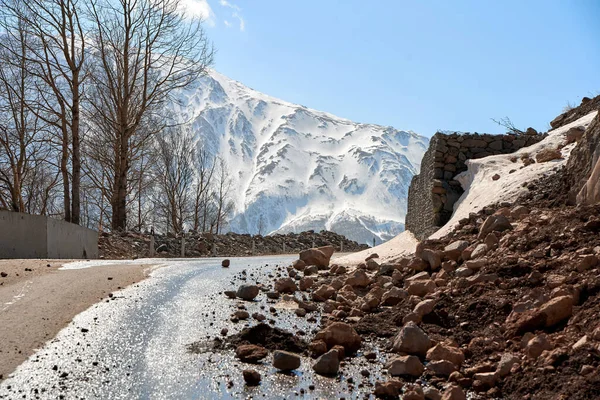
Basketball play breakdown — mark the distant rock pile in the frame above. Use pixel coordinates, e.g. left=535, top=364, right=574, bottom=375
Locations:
left=98, top=230, right=368, bottom=259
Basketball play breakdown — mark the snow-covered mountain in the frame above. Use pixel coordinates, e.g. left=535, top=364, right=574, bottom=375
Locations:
left=173, top=70, right=429, bottom=244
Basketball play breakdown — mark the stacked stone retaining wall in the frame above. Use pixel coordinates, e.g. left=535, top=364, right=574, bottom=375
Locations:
left=405, top=130, right=546, bottom=239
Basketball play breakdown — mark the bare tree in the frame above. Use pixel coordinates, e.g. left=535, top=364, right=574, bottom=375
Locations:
left=213, top=157, right=234, bottom=234
left=87, top=0, right=214, bottom=230
left=192, top=145, right=215, bottom=232
left=154, top=126, right=196, bottom=234
left=0, top=5, right=53, bottom=213
left=1, top=0, right=89, bottom=223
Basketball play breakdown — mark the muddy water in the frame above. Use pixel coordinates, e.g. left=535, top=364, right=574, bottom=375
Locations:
left=0, top=256, right=387, bottom=399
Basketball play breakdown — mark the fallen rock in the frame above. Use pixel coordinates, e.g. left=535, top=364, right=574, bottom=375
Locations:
left=478, top=214, right=512, bottom=239
left=441, top=385, right=466, bottom=400
left=427, top=360, right=457, bottom=376
left=237, top=285, right=260, bottom=301
left=366, top=258, right=380, bottom=271
left=407, top=280, right=437, bottom=297
left=312, top=285, right=335, bottom=302
left=566, top=126, right=585, bottom=144
left=252, top=312, right=266, bottom=321
left=382, top=287, right=408, bottom=306
left=444, top=240, right=469, bottom=261
left=273, top=350, right=301, bottom=371
left=314, top=322, right=362, bottom=353
left=224, top=290, right=237, bottom=299
left=526, top=334, right=552, bottom=359
left=242, top=369, right=261, bottom=386
left=235, top=344, right=268, bottom=363
left=414, top=299, right=436, bottom=317
left=345, top=269, right=370, bottom=288
left=299, top=277, right=314, bottom=291
left=312, top=349, right=340, bottom=375
left=536, top=148, right=562, bottom=163
left=304, top=265, right=319, bottom=275
left=387, top=355, right=424, bottom=377
left=392, top=321, right=432, bottom=356
left=292, top=259, right=306, bottom=271
left=221, top=259, right=230, bottom=267
left=300, top=246, right=334, bottom=267
left=309, top=340, right=328, bottom=357
left=496, top=353, right=519, bottom=377
left=408, top=257, right=429, bottom=271
left=470, top=244, right=488, bottom=259
left=374, top=380, right=403, bottom=399
left=539, top=295, right=573, bottom=327
left=424, top=387, right=442, bottom=400
left=233, top=310, right=250, bottom=320
left=274, top=278, right=298, bottom=294
left=421, top=249, right=442, bottom=269
left=426, top=343, right=465, bottom=367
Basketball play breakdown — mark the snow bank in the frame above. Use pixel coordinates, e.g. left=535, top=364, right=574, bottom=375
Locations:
left=332, top=230, right=418, bottom=266
left=431, top=111, right=598, bottom=239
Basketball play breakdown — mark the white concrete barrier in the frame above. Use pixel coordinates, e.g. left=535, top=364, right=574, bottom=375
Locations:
left=0, top=211, right=98, bottom=259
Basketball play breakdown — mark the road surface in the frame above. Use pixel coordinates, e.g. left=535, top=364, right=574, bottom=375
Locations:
left=0, top=256, right=384, bottom=399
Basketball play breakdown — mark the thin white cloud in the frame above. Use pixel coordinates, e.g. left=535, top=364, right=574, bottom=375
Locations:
left=233, top=12, right=245, bottom=31
left=219, top=0, right=240, bottom=11
left=181, top=0, right=215, bottom=25
left=224, top=20, right=231, bottom=28
left=218, top=0, right=245, bottom=31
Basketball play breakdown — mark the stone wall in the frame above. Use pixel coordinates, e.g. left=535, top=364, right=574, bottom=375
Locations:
left=405, top=130, right=546, bottom=239
left=0, top=211, right=98, bottom=259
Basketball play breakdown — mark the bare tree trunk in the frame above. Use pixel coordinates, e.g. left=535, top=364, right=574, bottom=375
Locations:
left=71, top=71, right=81, bottom=224
left=61, top=126, right=71, bottom=222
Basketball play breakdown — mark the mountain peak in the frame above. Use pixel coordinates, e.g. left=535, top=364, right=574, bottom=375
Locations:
left=177, top=70, right=429, bottom=244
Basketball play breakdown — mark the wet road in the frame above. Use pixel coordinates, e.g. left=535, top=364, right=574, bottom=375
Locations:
left=0, top=257, right=386, bottom=399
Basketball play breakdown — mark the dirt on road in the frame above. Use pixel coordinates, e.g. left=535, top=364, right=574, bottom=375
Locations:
left=0, top=259, right=152, bottom=381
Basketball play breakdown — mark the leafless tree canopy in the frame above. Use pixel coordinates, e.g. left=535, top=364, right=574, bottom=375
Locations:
left=0, top=0, right=219, bottom=233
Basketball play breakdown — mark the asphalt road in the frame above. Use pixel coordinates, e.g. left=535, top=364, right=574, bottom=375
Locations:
left=0, top=256, right=385, bottom=399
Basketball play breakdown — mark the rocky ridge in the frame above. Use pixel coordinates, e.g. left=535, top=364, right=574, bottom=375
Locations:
left=98, top=229, right=368, bottom=259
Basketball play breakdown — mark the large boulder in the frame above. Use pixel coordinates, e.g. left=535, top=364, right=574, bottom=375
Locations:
left=273, top=350, right=301, bottom=371
left=392, top=321, right=432, bottom=356
left=236, top=284, right=260, bottom=301
left=314, top=322, right=362, bottom=353
left=312, top=349, right=340, bottom=375
left=300, top=246, right=334, bottom=267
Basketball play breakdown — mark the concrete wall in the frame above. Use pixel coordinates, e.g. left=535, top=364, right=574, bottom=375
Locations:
left=405, top=130, right=547, bottom=240
left=0, top=211, right=98, bottom=259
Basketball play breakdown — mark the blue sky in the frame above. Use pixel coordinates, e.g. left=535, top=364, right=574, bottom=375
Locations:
left=193, top=0, right=600, bottom=137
